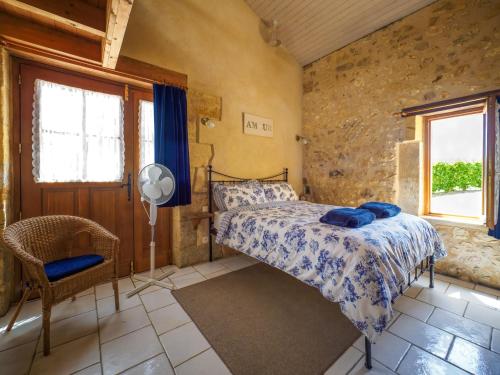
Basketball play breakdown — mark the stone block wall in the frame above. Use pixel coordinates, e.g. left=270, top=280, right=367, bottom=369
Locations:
left=303, top=0, right=500, bottom=287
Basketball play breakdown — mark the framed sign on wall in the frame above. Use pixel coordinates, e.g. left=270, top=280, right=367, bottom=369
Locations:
left=243, top=113, right=273, bottom=138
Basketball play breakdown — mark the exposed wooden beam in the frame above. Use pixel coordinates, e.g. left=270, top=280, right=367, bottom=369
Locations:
left=4, top=42, right=187, bottom=89
left=0, top=0, right=106, bottom=37
left=115, top=56, right=187, bottom=89
left=0, top=11, right=101, bottom=63
left=102, top=0, right=133, bottom=69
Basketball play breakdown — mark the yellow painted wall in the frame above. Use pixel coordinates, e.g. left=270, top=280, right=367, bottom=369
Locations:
left=121, top=0, right=303, bottom=265
left=121, top=0, right=303, bottom=190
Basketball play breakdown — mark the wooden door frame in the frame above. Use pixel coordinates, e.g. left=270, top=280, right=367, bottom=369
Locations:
left=10, top=56, right=173, bottom=277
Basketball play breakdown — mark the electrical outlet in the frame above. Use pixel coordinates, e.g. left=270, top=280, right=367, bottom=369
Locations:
left=202, top=205, right=208, bottom=213
left=202, top=236, right=209, bottom=244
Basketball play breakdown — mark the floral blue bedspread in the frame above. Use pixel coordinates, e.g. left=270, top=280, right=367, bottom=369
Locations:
left=215, top=201, right=446, bottom=341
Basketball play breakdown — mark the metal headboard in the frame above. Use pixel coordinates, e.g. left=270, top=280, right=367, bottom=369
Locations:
left=207, top=165, right=288, bottom=261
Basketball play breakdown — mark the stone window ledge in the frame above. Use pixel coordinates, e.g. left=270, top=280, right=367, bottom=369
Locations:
left=421, top=215, right=486, bottom=229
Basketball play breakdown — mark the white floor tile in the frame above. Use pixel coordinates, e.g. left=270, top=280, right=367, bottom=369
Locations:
left=397, top=345, right=467, bottom=375
left=148, top=303, right=191, bottom=335
left=174, top=348, right=231, bottom=375
left=492, top=329, right=500, bottom=354
left=464, top=303, right=500, bottom=329
left=218, top=255, right=253, bottom=271
left=171, top=272, right=206, bottom=289
left=353, top=332, right=410, bottom=370
left=427, top=308, right=492, bottom=347
left=169, top=266, right=196, bottom=279
left=403, top=286, right=421, bottom=298
left=205, top=268, right=232, bottom=279
left=31, top=333, right=99, bottom=375
left=448, top=337, right=500, bottom=375
left=435, top=273, right=475, bottom=289
left=389, top=314, right=453, bottom=358
left=97, top=292, right=142, bottom=318
left=446, top=284, right=500, bottom=310
left=101, top=326, right=163, bottom=375
left=474, top=284, right=500, bottom=297
left=0, top=299, right=42, bottom=327
left=416, top=288, right=467, bottom=316
left=159, top=322, right=210, bottom=366
left=0, top=340, right=37, bottom=375
left=95, top=278, right=134, bottom=300
left=140, top=288, right=176, bottom=312
left=193, top=261, right=227, bottom=276
left=412, top=274, right=449, bottom=293
left=121, top=353, right=174, bottom=375
left=325, top=346, right=363, bottom=375
left=51, top=294, right=96, bottom=323
left=393, top=295, right=433, bottom=322
left=37, top=309, right=97, bottom=352
left=99, top=305, right=150, bottom=343
left=348, top=357, right=396, bottom=374
left=0, top=313, right=41, bottom=351
left=74, top=363, right=102, bottom=375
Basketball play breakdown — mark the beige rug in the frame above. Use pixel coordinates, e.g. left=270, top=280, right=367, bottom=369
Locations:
left=172, top=263, right=361, bottom=375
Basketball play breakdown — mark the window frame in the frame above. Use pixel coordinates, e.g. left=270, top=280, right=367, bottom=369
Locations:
left=423, top=106, right=486, bottom=222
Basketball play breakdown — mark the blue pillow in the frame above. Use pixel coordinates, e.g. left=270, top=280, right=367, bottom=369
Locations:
left=44, top=254, right=104, bottom=282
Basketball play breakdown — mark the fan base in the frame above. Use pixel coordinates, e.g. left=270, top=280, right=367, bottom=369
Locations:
left=126, top=270, right=175, bottom=297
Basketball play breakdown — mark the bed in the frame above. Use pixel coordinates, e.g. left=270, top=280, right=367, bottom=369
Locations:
left=207, top=166, right=446, bottom=369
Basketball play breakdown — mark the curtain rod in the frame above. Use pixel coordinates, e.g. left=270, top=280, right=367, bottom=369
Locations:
left=400, top=89, right=500, bottom=117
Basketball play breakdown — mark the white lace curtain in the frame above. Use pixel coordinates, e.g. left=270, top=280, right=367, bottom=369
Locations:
left=139, top=100, right=154, bottom=170
left=32, top=79, right=125, bottom=182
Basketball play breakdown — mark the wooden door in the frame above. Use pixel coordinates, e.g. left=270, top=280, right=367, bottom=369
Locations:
left=130, top=88, right=172, bottom=272
left=19, top=63, right=134, bottom=277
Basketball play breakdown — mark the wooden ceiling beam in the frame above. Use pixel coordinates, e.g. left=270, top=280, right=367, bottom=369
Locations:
left=0, top=11, right=102, bottom=64
left=102, top=0, right=134, bottom=69
left=0, top=0, right=106, bottom=38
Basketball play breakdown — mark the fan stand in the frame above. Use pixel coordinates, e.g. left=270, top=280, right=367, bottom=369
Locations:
left=127, top=203, right=175, bottom=297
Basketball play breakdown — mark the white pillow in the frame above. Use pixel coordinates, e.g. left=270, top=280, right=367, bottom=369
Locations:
left=213, top=181, right=267, bottom=210
left=263, top=182, right=298, bottom=202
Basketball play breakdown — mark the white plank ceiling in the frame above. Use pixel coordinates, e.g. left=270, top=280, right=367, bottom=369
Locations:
left=245, top=0, right=436, bottom=66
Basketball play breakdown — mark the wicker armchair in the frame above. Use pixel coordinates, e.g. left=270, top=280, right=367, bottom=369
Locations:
left=2, top=215, right=120, bottom=355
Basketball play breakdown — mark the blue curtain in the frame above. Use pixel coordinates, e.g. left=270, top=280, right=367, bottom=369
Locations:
left=488, top=97, right=500, bottom=238
left=153, top=84, right=191, bottom=207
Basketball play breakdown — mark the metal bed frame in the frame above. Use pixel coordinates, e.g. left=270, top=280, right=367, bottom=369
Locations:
left=206, top=165, right=435, bottom=369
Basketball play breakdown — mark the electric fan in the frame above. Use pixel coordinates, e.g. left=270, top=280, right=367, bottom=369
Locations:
left=127, top=163, right=176, bottom=297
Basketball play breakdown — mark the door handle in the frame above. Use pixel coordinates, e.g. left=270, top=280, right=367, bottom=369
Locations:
left=121, top=173, right=132, bottom=201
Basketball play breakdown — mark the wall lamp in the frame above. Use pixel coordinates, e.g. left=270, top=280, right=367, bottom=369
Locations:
left=200, top=117, right=216, bottom=129
left=296, top=135, right=310, bottom=145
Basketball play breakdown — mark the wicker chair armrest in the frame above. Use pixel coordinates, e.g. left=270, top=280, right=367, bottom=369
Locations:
left=1, top=239, right=49, bottom=287
left=82, top=223, right=119, bottom=261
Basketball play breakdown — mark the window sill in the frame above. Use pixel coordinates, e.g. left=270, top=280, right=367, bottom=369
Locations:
left=420, top=215, right=486, bottom=229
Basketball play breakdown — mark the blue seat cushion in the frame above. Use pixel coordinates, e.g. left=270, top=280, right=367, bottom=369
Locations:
left=44, top=254, right=104, bottom=282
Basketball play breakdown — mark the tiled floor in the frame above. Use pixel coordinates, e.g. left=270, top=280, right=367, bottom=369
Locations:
left=1, top=254, right=500, bottom=375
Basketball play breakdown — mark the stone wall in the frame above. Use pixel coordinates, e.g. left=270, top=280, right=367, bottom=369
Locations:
left=0, top=46, right=14, bottom=315
left=303, top=0, right=500, bottom=287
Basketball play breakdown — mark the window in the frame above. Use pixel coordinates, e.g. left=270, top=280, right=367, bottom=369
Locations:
left=424, top=108, right=485, bottom=220
left=138, top=100, right=154, bottom=170
left=33, top=79, right=124, bottom=182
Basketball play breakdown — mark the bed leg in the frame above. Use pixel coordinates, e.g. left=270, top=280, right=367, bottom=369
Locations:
left=365, top=337, right=372, bottom=369
left=407, top=272, right=411, bottom=287
left=429, top=255, right=435, bottom=288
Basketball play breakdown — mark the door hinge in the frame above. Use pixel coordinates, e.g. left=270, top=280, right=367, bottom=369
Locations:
left=130, top=260, right=134, bottom=274
left=18, top=143, right=22, bottom=154
left=19, top=211, right=22, bottom=220
left=18, top=73, right=21, bottom=85
left=124, top=84, right=129, bottom=101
